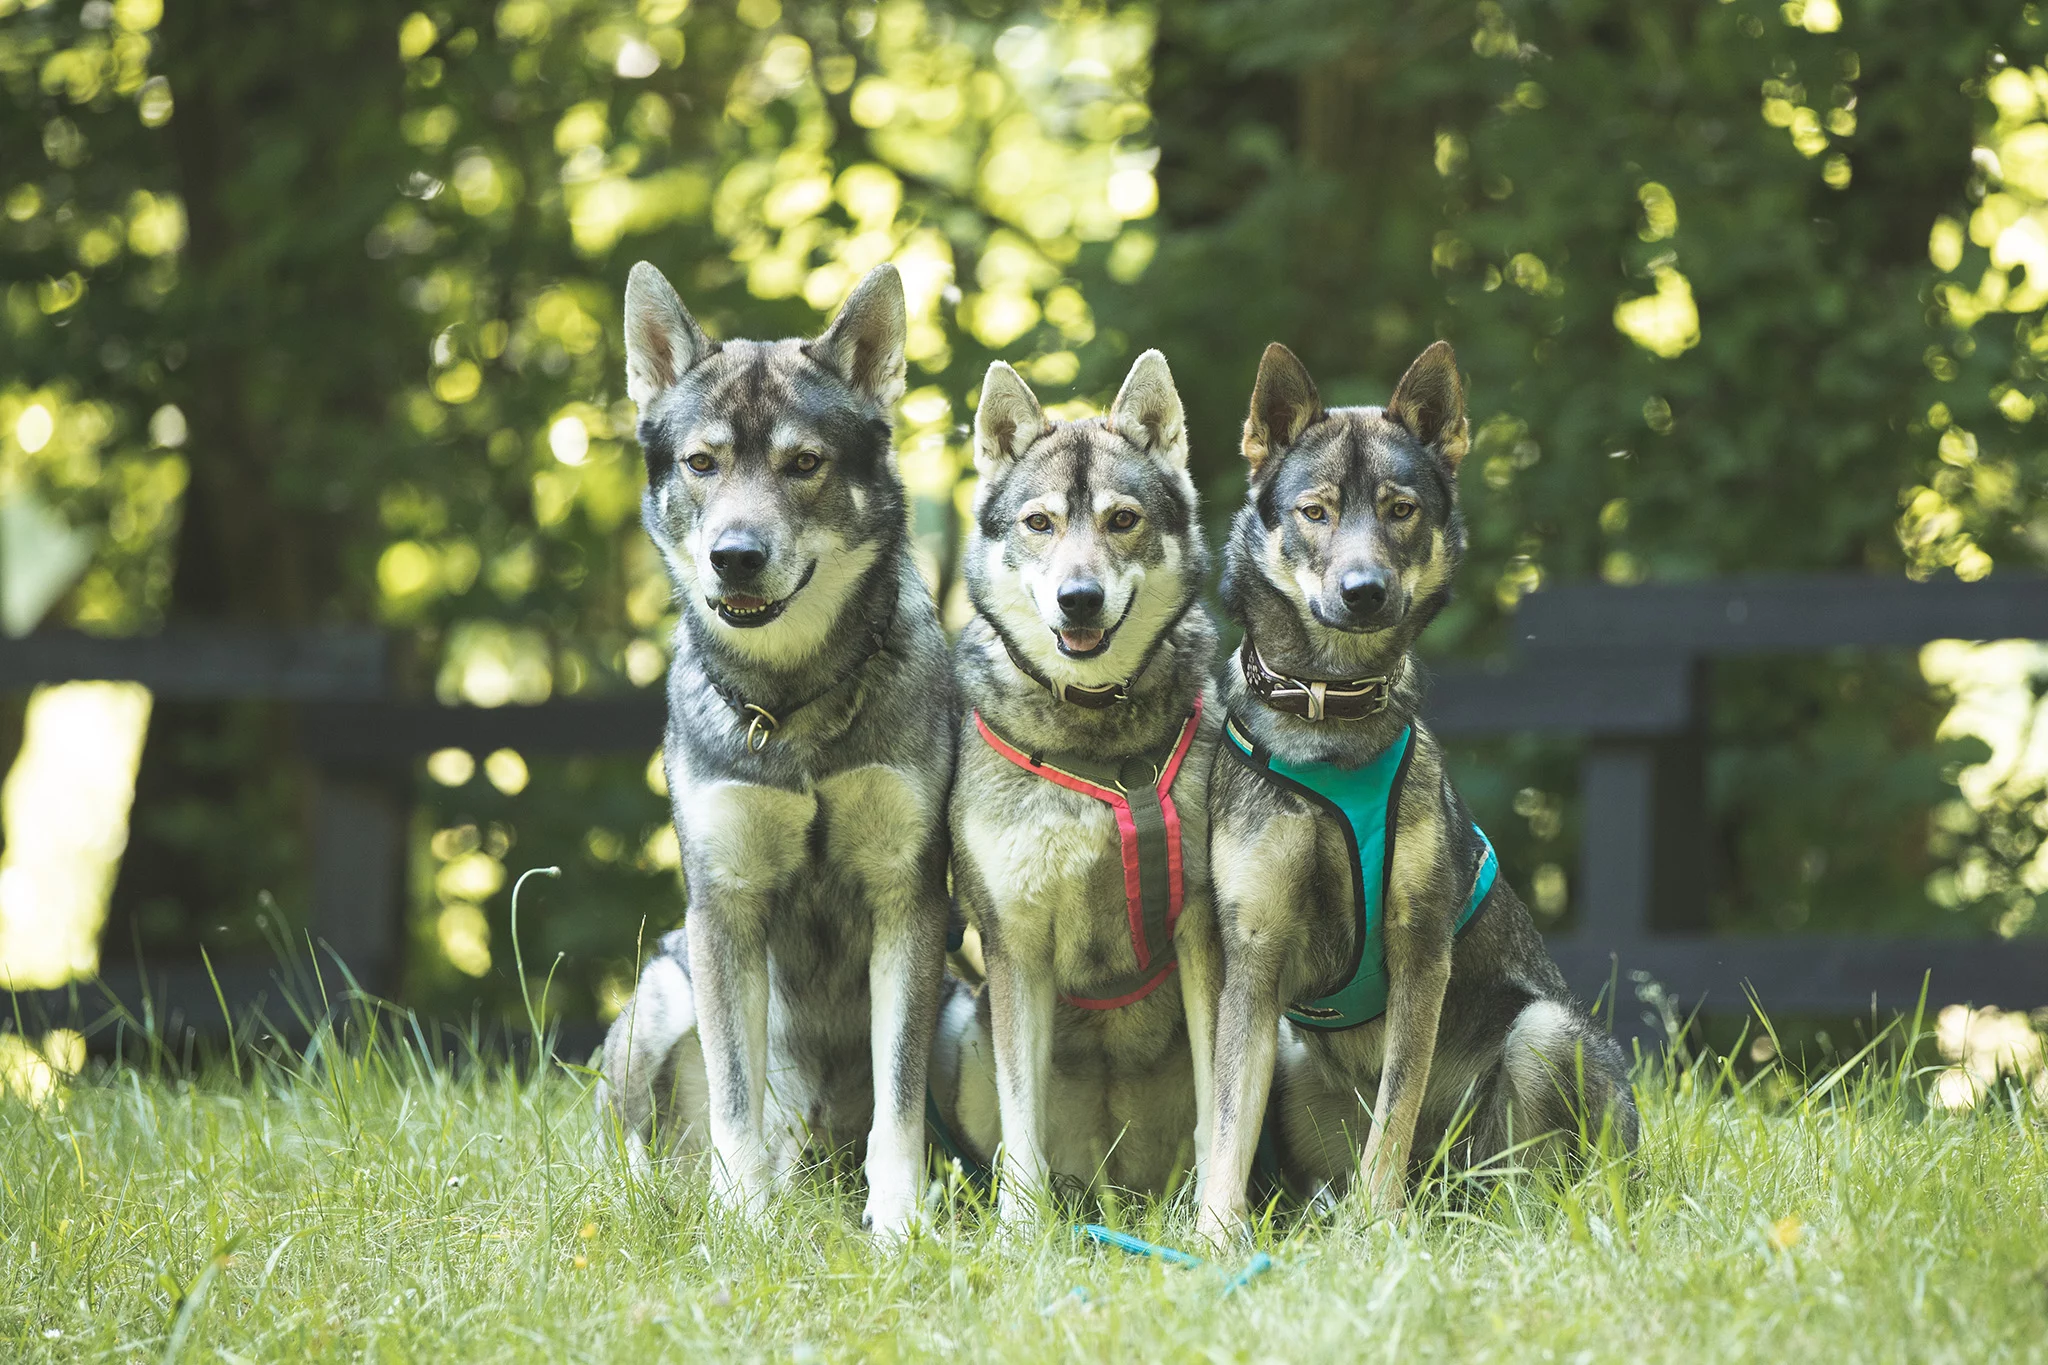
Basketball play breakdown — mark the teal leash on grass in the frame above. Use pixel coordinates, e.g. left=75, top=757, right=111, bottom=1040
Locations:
left=1077, top=1224, right=1205, bottom=1267
left=1221, top=1253, right=1276, bottom=1295
left=1074, top=1225, right=1277, bottom=1295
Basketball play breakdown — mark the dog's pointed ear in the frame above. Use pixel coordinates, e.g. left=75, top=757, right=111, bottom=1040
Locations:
left=1108, top=349, right=1188, bottom=470
left=624, top=261, right=718, bottom=411
left=973, top=361, right=1046, bottom=476
left=807, top=262, right=907, bottom=410
left=1387, top=340, right=1469, bottom=470
left=1243, top=342, right=1322, bottom=477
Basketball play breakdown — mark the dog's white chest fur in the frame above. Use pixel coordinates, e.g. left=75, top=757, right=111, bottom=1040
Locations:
left=675, top=762, right=931, bottom=892
left=958, top=773, right=1119, bottom=972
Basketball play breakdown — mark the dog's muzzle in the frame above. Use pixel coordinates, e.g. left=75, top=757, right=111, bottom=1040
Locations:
left=708, top=562, right=815, bottom=628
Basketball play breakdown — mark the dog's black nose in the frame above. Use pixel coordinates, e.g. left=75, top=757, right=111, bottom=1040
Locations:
left=1056, top=578, right=1105, bottom=620
left=1339, top=568, right=1388, bottom=613
left=709, top=532, right=768, bottom=581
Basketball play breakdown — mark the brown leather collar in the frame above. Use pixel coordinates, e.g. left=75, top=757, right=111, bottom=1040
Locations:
left=1240, top=643, right=1393, bottom=722
left=999, top=632, right=1130, bottom=709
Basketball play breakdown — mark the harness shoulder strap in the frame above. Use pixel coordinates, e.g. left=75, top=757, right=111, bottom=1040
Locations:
left=1222, top=715, right=1497, bottom=1031
left=975, top=700, right=1201, bottom=1009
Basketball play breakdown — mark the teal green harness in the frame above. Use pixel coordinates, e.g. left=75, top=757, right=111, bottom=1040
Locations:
left=1221, top=714, right=1498, bottom=1032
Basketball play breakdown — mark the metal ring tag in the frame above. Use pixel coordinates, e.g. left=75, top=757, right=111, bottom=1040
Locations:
left=744, top=705, right=778, bottom=752
left=1114, top=756, right=1161, bottom=794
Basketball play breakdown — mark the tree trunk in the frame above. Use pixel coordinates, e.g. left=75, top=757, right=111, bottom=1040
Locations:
left=104, top=0, right=409, bottom=968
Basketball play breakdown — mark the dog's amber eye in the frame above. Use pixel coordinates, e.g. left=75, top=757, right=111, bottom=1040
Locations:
left=1388, top=499, right=1417, bottom=521
left=1299, top=504, right=1327, bottom=523
left=1108, top=508, right=1140, bottom=532
left=1024, top=512, right=1054, bottom=533
left=791, top=450, right=821, bottom=475
left=686, top=452, right=716, bottom=474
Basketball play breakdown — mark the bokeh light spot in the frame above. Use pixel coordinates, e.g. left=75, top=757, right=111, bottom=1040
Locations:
left=484, top=748, right=529, bottom=795
left=427, top=748, right=476, bottom=786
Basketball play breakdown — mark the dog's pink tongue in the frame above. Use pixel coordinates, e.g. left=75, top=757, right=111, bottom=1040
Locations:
left=724, top=594, right=768, bottom=610
left=1060, top=628, right=1104, bottom=652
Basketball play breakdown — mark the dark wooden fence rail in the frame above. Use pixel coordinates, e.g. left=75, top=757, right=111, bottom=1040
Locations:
left=1493, top=574, right=2048, bottom=1029
left=5, top=575, right=2047, bottom=1048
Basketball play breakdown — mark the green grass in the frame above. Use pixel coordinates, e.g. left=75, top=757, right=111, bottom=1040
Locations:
left=2, top=1011, right=2045, bottom=1363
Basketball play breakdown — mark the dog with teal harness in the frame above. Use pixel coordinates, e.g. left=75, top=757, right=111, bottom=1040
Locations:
left=1221, top=712, right=1498, bottom=1202
left=1223, top=715, right=1497, bottom=1032
left=1198, top=340, right=1638, bottom=1240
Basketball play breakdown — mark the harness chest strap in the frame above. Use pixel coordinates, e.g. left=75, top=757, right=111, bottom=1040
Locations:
left=972, top=697, right=1202, bottom=1009
left=1222, top=714, right=1497, bottom=1031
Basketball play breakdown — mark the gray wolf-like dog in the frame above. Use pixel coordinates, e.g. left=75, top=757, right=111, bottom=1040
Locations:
left=1196, top=340, right=1637, bottom=1238
left=594, top=261, right=954, bottom=1237
left=929, top=351, right=1223, bottom=1220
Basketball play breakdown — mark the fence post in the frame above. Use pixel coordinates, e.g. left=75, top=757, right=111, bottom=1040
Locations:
left=308, top=767, right=408, bottom=997
left=1577, top=740, right=1656, bottom=946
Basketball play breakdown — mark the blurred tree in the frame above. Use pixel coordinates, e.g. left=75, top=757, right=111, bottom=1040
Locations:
left=2, top=0, right=1159, bottom=1016
left=1113, top=0, right=2047, bottom=939
left=3, top=0, right=2043, bottom=1018
left=2, top=0, right=425, bottom=954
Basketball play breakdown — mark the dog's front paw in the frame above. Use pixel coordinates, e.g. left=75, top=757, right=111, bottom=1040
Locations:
left=1193, top=1201, right=1247, bottom=1249
left=996, top=1180, right=1048, bottom=1227
left=1360, top=1164, right=1408, bottom=1223
left=708, top=1156, right=774, bottom=1220
left=993, top=1149, right=1052, bottom=1226
left=862, top=1184, right=923, bottom=1243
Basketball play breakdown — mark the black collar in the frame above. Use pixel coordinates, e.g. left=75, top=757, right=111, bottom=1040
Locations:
left=1239, top=640, right=1395, bottom=722
left=703, top=593, right=898, bottom=750
left=996, top=631, right=1131, bottom=709
left=990, top=596, right=1195, bottom=709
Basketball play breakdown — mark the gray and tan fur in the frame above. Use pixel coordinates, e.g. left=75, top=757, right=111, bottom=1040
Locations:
left=937, top=352, right=1224, bottom=1219
left=1197, top=341, right=1637, bottom=1237
left=594, top=262, right=954, bottom=1238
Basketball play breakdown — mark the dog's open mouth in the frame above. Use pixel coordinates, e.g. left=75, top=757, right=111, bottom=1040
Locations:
left=1051, top=599, right=1132, bottom=660
left=1058, top=627, right=1105, bottom=655
left=710, top=563, right=815, bottom=628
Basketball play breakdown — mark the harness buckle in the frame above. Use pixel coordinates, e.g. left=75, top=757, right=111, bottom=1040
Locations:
left=1113, top=755, right=1161, bottom=793
left=742, top=704, right=779, bottom=752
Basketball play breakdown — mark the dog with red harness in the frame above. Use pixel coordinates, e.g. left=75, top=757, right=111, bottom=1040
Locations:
left=932, top=351, right=1223, bottom=1221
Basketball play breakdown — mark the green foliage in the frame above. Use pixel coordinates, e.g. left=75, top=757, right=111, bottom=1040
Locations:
left=4, top=0, right=2046, bottom=1005
left=2, top=0, right=1163, bottom=1009
left=1125, top=0, right=2048, bottom=936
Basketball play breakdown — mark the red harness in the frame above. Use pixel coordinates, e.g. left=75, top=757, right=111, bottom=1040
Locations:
left=972, top=697, right=1202, bottom=1008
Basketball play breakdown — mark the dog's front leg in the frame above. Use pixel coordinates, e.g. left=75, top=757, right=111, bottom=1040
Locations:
left=679, top=778, right=816, bottom=1216
left=819, top=764, right=948, bottom=1238
left=861, top=876, right=946, bottom=1239
left=1356, top=768, right=1465, bottom=1220
left=982, top=921, right=1056, bottom=1223
left=1197, top=804, right=1316, bottom=1243
left=1356, top=924, right=1453, bottom=1220
left=1196, top=934, right=1282, bottom=1242
left=685, top=902, right=773, bottom=1215
left=1176, top=894, right=1223, bottom=1206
